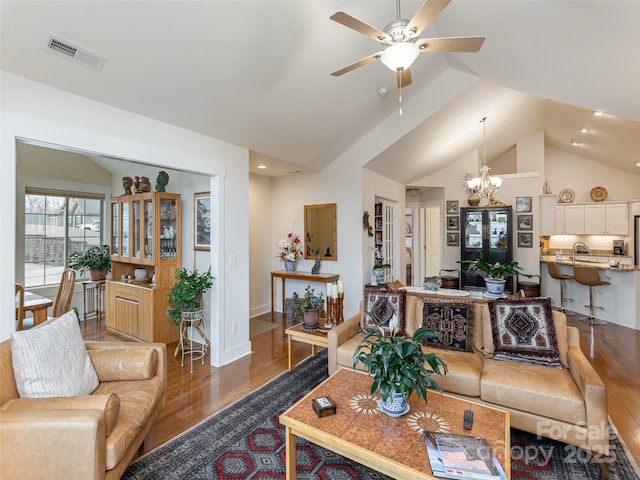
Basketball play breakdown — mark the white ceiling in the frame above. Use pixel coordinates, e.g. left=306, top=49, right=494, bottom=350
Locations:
left=2, top=1, right=639, bottom=182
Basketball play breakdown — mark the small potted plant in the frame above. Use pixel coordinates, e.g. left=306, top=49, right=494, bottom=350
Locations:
left=295, top=285, right=325, bottom=330
left=354, top=317, right=447, bottom=416
left=166, top=267, right=213, bottom=327
left=372, top=248, right=391, bottom=285
left=277, top=232, right=304, bottom=272
left=458, top=252, right=523, bottom=295
left=67, top=244, right=111, bottom=280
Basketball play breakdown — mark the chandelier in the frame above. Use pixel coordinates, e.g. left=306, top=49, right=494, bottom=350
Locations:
left=466, top=117, right=502, bottom=199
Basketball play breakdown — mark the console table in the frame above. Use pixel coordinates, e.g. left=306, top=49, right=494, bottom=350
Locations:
left=270, top=270, right=339, bottom=322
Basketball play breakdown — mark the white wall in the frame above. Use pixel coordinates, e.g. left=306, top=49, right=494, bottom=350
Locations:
left=1, top=72, right=250, bottom=367
left=249, top=174, right=273, bottom=317
left=545, top=147, right=640, bottom=202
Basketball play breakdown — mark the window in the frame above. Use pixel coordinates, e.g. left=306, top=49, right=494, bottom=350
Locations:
left=24, top=188, right=104, bottom=287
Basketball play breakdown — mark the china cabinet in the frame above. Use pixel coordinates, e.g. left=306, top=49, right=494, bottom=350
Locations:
left=460, top=206, right=514, bottom=293
left=105, top=192, right=181, bottom=343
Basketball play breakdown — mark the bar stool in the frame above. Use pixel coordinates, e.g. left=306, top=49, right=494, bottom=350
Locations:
left=573, top=266, right=609, bottom=325
left=546, top=262, right=575, bottom=315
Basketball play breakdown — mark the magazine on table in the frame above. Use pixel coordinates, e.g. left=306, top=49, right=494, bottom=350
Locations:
left=423, top=431, right=507, bottom=480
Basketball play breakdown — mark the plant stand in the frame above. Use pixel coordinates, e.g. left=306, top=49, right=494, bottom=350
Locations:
left=177, top=310, right=208, bottom=373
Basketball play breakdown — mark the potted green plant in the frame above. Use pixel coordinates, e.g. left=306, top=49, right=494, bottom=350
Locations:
left=354, top=319, right=447, bottom=417
left=295, top=285, right=325, bottom=330
left=458, top=252, right=523, bottom=295
left=166, top=267, right=213, bottom=327
left=67, top=244, right=111, bottom=280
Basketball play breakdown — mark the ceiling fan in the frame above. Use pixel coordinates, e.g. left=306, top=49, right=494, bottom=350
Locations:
left=330, top=0, right=485, bottom=88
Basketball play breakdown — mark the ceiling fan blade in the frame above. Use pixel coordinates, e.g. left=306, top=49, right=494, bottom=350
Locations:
left=405, top=0, right=451, bottom=38
left=330, top=11, right=389, bottom=42
left=397, top=69, right=412, bottom=88
left=330, top=52, right=382, bottom=77
left=416, top=36, right=486, bottom=53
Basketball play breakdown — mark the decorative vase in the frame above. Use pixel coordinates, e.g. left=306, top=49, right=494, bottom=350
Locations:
left=485, top=278, right=506, bottom=296
left=378, top=387, right=409, bottom=417
left=303, top=309, right=319, bottom=330
left=284, top=260, right=296, bottom=272
left=134, top=267, right=148, bottom=280
left=372, top=268, right=384, bottom=285
left=467, top=192, right=480, bottom=206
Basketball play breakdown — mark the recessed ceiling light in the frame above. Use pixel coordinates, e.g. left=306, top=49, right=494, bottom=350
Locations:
left=257, top=165, right=267, bottom=169
left=580, top=127, right=590, bottom=133
left=571, top=141, right=580, bottom=146
left=594, top=111, right=604, bottom=117
left=636, top=162, right=640, bottom=167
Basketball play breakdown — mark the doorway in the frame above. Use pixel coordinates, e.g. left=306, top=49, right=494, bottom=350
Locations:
left=420, top=206, right=441, bottom=280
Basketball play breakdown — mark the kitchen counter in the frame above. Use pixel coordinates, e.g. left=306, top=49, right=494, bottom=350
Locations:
left=540, top=259, right=640, bottom=330
left=540, top=255, right=640, bottom=271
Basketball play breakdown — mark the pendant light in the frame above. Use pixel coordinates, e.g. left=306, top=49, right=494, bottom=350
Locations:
left=466, top=117, right=502, bottom=199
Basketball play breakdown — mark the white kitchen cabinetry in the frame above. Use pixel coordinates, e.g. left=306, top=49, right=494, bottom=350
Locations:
left=557, top=202, right=628, bottom=235
left=556, top=205, right=584, bottom=234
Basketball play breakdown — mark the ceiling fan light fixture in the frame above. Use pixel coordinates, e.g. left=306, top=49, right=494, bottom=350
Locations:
left=380, top=42, right=419, bottom=72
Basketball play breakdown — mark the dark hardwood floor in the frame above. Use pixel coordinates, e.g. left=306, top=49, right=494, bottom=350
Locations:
left=81, top=311, right=640, bottom=468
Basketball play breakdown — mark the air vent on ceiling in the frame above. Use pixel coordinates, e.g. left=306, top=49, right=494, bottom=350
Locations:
left=44, top=34, right=107, bottom=71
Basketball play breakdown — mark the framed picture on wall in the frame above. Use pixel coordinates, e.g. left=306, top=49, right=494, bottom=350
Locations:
left=447, top=232, right=459, bottom=246
left=194, top=192, right=211, bottom=251
left=446, top=200, right=459, bottom=214
left=518, top=232, right=533, bottom=248
left=447, top=216, right=459, bottom=231
left=516, top=196, right=532, bottom=213
left=517, top=214, right=533, bottom=231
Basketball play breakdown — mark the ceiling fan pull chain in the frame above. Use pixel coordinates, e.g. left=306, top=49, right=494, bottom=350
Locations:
left=398, top=70, right=403, bottom=115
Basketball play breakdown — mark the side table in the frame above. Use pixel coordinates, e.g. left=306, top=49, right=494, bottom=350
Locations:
left=178, top=310, right=207, bottom=373
left=285, top=320, right=330, bottom=371
left=81, top=280, right=106, bottom=326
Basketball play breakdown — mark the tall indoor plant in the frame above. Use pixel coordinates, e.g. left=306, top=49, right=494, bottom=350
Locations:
left=353, top=319, right=447, bottom=416
left=166, top=267, right=213, bottom=326
left=66, top=244, right=111, bottom=280
left=458, top=253, right=523, bottom=295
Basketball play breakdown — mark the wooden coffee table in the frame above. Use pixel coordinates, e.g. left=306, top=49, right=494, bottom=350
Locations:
left=280, top=368, right=510, bottom=480
left=285, top=321, right=330, bottom=371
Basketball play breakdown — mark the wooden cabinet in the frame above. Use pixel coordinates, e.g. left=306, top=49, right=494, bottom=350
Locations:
left=557, top=202, right=628, bottom=235
left=106, top=192, right=181, bottom=343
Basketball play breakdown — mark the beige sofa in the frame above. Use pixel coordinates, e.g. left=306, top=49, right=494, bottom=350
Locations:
left=328, top=294, right=609, bottom=457
left=0, top=337, right=167, bottom=480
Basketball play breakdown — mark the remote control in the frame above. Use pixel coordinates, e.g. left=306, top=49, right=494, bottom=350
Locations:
left=463, top=409, right=473, bottom=430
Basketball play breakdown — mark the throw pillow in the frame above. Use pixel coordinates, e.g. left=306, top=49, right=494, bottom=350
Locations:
left=11, top=311, right=99, bottom=398
left=488, top=297, right=562, bottom=368
left=421, top=299, right=476, bottom=352
left=361, top=288, right=406, bottom=336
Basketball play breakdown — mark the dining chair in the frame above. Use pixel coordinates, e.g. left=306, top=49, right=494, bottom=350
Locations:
left=15, top=283, right=25, bottom=331
left=52, top=268, right=76, bottom=318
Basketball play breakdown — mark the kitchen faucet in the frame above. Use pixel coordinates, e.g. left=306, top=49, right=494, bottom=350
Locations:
left=572, top=242, right=588, bottom=263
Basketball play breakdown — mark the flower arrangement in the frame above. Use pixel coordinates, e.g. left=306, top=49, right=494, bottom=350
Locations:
left=373, top=247, right=391, bottom=269
left=277, top=233, right=304, bottom=262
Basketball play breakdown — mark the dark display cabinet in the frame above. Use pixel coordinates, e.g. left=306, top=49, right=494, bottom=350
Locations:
left=460, top=206, right=513, bottom=293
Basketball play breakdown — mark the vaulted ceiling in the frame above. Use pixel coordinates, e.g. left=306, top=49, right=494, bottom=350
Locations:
left=2, top=1, right=639, bottom=181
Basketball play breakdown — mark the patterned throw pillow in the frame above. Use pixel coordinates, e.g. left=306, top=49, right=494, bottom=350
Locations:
left=421, top=300, right=476, bottom=352
left=361, top=288, right=406, bottom=336
left=488, top=297, right=562, bottom=368
left=11, top=311, right=99, bottom=397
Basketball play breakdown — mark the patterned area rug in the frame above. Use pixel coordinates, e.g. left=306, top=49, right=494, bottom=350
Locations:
left=123, top=351, right=639, bottom=480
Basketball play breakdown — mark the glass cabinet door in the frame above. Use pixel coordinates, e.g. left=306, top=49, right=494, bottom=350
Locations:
left=132, top=199, right=141, bottom=259
left=144, top=199, right=153, bottom=260
left=111, top=202, right=119, bottom=255
left=159, top=198, right=177, bottom=259
left=463, top=210, right=483, bottom=249
left=121, top=202, right=130, bottom=257
left=488, top=210, right=509, bottom=249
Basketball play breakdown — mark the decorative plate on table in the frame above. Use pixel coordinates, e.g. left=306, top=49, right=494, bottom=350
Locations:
left=558, top=189, right=575, bottom=203
left=590, top=186, right=608, bottom=202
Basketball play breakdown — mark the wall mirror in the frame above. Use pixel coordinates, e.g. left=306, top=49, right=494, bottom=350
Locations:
left=304, top=203, right=337, bottom=261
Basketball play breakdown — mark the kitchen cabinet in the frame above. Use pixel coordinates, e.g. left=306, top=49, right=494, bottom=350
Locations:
left=557, top=202, right=628, bottom=235
left=460, top=206, right=514, bottom=293
left=556, top=205, right=584, bottom=234
left=106, top=192, right=181, bottom=343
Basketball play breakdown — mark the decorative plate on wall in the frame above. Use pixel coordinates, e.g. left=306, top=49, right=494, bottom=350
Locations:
left=590, top=186, right=608, bottom=202
left=558, top=189, right=575, bottom=203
